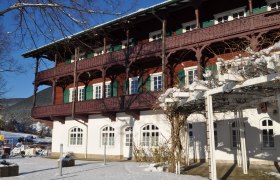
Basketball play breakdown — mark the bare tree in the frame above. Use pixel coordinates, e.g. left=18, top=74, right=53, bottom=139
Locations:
left=0, top=0, right=137, bottom=48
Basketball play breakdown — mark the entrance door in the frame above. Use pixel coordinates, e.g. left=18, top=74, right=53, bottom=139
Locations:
left=123, top=126, right=133, bottom=159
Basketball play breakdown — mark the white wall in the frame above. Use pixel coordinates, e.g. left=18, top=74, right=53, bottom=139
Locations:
left=51, top=108, right=280, bottom=163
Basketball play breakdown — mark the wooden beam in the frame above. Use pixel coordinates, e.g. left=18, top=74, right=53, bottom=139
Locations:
left=125, top=110, right=140, bottom=120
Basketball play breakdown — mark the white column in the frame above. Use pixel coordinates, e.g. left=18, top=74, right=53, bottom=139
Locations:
left=239, top=110, right=248, bottom=174
left=234, top=111, right=242, bottom=167
left=206, top=95, right=217, bottom=180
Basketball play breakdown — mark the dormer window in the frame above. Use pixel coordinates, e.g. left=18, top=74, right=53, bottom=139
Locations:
left=149, top=30, right=162, bottom=42
left=217, top=16, right=229, bottom=23
left=182, top=21, right=196, bottom=33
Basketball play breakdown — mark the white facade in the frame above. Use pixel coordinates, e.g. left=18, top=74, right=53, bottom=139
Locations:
left=51, top=108, right=280, bottom=164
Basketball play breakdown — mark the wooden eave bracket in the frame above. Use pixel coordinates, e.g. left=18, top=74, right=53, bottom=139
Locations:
left=101, top=112, right=116, bottom=121
left=50, top=115, right=65, bottom=124
left=125, top=110, right=140, bottom=120
left=75, top=114, right=89, bottom=123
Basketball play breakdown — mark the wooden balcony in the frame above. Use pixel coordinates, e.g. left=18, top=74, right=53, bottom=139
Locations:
left=32, top=92, right=158, bottom=120
left=35, top=9, right=280, bottom=83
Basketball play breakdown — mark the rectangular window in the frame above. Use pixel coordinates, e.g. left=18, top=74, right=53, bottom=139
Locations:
left=69, top=87, right=85, bottom=102
left=129, top=77, right=138, bottom=95
left=153, top=75, right=162, bottom=91
left=125, top=134, right=133, bottom=146
left=94, top=85, right=102, bottom=99
left=185, top=67, right=198, bottom=86
left=122, top=38, right=133, bottom=49
left=270, top=2, right=280, bottom=10
left=149, top=30, right=162, bottom=42
left=232, top=11, right=244, bottom=20
left=182, top=21, right=197, bottom=33
left=105, top=83, right=111, bottom=98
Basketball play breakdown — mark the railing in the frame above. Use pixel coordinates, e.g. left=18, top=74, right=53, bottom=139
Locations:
left=32, top=92, right=158, bottom=119
left=35, top=9, right=280, bottom=82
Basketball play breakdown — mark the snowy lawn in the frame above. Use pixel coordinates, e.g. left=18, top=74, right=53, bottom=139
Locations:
left=1, top=157, right=206, bottom=180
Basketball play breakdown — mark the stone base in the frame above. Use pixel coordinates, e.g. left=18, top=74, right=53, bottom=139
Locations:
left=0, top=165, right=19, bottom=177
left=58, top=159, right=75, bottom=167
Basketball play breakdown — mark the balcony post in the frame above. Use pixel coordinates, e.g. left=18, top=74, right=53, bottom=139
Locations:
left=195, top=8, right=200, bottom=29
left=102, top=69, right=106, bottom=98
left=248, top=0, right=253, bottom=16
left=162, top=19, right=167, bottom=91
left=125, top=28, right=130, bottom=95
left=72, top=47, right=79, bottom=118
left=103, top=37, right=106, bottom=54
left=32, top=57, right=39, bottom=107
left=52, top=79, right=56, bottom=105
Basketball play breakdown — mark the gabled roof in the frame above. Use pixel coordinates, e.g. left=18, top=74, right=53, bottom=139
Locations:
left=22, top=0, right=192, bottom=58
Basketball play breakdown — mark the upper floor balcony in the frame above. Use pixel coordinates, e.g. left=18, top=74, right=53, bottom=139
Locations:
left=32, top=92, right=158, bottom=120
left=35, top=9, right=280, bottom=83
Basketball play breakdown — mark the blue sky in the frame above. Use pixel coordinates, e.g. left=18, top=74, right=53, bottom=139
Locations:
left=1, top=0, right=165, bottom=98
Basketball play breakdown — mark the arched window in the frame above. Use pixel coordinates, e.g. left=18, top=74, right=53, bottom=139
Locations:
left=101, top=126, right=115, bottom=146
left=261, top=119, right=274, bottom=148
left=69, top=127, right=83, bottom=145
left=141, top=124, right=159, bottom=146
left=231, top=122, right=240, bottom=148
left=125, top=126, right=133, bottom=146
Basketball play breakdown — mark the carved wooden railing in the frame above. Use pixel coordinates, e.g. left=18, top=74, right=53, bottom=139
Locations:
left=32, top=92, right=158, bottom=119
left=35, top=9, right=280, bottom=82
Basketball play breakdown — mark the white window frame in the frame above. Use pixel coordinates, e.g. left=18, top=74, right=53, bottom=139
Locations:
left=149, top=30, right=162, bottom=42
left=182, top=20, right=197, bottom=33
left=105, top=81, right=111, bottom=98
left=214, top=7, right=246, bottom=24
left=267, top=0, right=280, bottom=11
left=101, top=126, right=115, bottom=147
left=129, top=76, right=139, bottom=95
left=92, top=82, right=111, bottom=99
left=150, top=72, right=162, bottom=91
left=260, top=118, right=275, bottom=148
left=141, top=124, right=159, bottom=147
left=69, top=127, right=83, bottom=146
left=121, top=38, right=133, bottom=49
left=69, top=86, right=85, bottom=102
left=184, top=66, right=198, bottom=87
left=125, top=126, right=133, bottom=147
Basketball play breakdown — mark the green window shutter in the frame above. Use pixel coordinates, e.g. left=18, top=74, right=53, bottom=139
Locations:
left=85, top=86, right=93, bottom=100
left=112, top=80, right=118, bottom=97
left=253, top=6, right=267, bottom=15
left=166, top=31, right=171, bottom=36
left=178, top=70, right=186, bottom=86
left=176, top=28, right=183, bottom=35
left=206, top=65, right=217, bottom=71
left=202, top=20, right=215, bottom=28
left=138, top=77, right=143, bottom=93
left=131, top=39, right=136, bottom=46
left=123, top=80, right=127, bottom=95
left=63, top=89, right=70, bottom=103
left=145, top=76, right=151, bottom=92
left=65, top=59, right=71, bottom=64
left=246, top=10, right=250, bottom=16
left=86, top=53, right=93, bottom=59
left=113, top=44, right=122, bottom=51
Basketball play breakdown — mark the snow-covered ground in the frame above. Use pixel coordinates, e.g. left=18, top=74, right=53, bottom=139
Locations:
left=1, top=157, right=206, bottom=180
